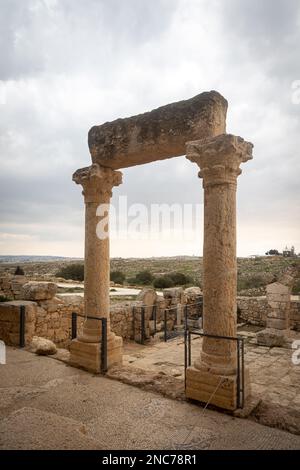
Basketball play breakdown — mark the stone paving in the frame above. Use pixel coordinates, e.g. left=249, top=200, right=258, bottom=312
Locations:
left=122, top=327, right=300, bottom=413
left=1, top=347, right=300, bottom=450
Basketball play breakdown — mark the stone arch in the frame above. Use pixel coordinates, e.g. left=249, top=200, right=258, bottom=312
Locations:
left=69, top=90, right=253, bottom=411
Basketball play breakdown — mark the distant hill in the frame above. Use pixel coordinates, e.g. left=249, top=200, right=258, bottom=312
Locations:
left=0, top=255, right=82, bottom=264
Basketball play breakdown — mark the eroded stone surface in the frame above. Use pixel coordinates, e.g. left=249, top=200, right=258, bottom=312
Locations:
left=184, top=134, right=253, bottom=409
left=30, top=336, right=57, bottom=355
left=22, top=282, right=57, bottom=301
left=69, top=163, right=123, bottom=371
left=88, top=91, right=227, bottom=169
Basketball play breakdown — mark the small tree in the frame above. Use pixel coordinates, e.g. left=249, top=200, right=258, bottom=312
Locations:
left=265, top=249, right=279, bottom=256
left=135, top=270, right=154, bottom=285
left=169, top=272, right=192, bottom=286
left=110, top=271, right=125, bottom=285
left=153, top=276, right=174, bottom=289
left=55, top=264, right=84, bottom=281
left=14, top=266, right=24, bottom=276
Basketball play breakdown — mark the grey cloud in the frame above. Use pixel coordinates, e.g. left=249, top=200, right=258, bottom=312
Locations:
left=0, top=0, right=44, bottom=80
left=0, top=0, right=178, bottom=80
left=219, top=0, right=300, bottom=80
left=0, top=0, right=299, bottom=256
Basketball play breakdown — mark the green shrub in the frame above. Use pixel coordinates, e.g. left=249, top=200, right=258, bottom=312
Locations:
left=153, top=276, right=174, bottom=289
left=238, top=274, right=266, bottom=291
left=55, top=264, right=84, bottom=281
left=110, top=271, right=125, bottom=285
left=292, top=279, right=300, bottom=295
left=168, top=272, right=193, bottom=285
left=133, top=270, right=154, bottom=285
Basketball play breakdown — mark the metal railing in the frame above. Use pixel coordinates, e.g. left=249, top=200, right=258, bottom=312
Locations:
left=184, top=323, right=245, bottom=410
left=19, top=305, right=25, bottom=348
left=16, top=306, right=108, bottom=374
left=132, top=300, right=203, bottom=344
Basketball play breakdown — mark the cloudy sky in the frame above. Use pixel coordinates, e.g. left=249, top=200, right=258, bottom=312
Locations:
left=0, top=0, right=299, bottom=258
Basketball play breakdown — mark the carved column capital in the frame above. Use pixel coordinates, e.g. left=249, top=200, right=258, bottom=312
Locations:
left=73, top=163, right=122, bottom=202
left=186, top=134, right=253, bottom=188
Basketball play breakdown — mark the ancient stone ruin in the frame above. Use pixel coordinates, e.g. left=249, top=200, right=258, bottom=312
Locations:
left=2, top=91, right=299, bottom=414
left=257, top=282, right=292, bottom=347
left=69, top=90, right=253, bottom=411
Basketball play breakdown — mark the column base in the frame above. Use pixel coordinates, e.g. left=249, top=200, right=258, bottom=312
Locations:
left=69, top=334, right=123, bottom=373
left=256, top=328, right=292, bottom=348
left=185, top=366, right=251, bottom=411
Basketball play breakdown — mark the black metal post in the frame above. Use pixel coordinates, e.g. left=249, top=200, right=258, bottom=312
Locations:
left=132, top=306, right=135, bottom=341
left=153, top=304, right=157, bottom=335
left=237, top=338, right=241, bottom=408
left=101, top=318, right=108, bottom=374
left=164, top=309, right=167, bottom=342
left=71, top=312, right=77, bottom=340
left=184, top=305, right=188, bottom=390
left=141, top=306, right=145, bottom=345
left=241, top=338, right=245, bottom=408
left=188, top=330, right=192, bottom=366
left=19, top=305, right=25, bottom=348
left=200, top=297, right=203, bottom=327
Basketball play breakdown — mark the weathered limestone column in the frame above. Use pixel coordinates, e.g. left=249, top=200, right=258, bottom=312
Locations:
left=69, top=163, right=123, bottom=372
left=257, top=282, right=292, bottom=347
left=185, top=134, right=253, bottom=410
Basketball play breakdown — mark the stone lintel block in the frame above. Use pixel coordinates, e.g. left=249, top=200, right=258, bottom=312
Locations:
left=88, top=91, right=227, bottom=169
left=185, top=366, right=238, bottom=411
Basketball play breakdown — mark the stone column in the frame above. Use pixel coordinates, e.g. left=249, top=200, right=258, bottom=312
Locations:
left=69, top=163, right=123, bottom=372
left=185, top=134, right=253, bottom=410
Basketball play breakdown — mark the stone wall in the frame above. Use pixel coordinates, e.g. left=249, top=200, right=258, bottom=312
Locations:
left=35, top=295, right=85, bottom=345
left=0, top=300, right=36, bottom=346
left=1, top=279, right=299, bottom=349
left=110, top=301, right=134, bottom=339
left=0, top=274, right=28, bottom=300
left=237, top=296, right=268, bottom=326
left=290, top=300, right=300, bottom=331
left=0, top=279, right=135, bottom=347
left=0, top=294, right=85, bottom=348
left=237, top=295, right=300, bottom=331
